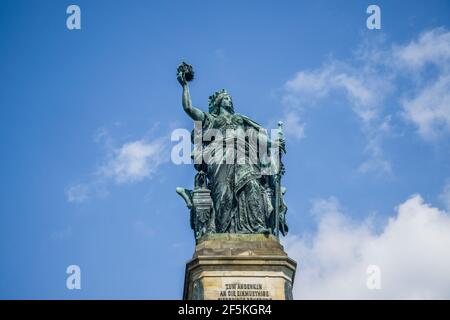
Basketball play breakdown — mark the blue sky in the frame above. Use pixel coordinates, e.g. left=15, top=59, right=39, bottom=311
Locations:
left=1, top=0, right=450, bottom=299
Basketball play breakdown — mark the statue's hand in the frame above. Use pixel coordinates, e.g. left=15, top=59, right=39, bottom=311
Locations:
left=177, top=70, right=187, bottom=86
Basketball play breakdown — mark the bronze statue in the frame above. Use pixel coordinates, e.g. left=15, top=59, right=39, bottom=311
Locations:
left=175, top=62, right=288, bottom=241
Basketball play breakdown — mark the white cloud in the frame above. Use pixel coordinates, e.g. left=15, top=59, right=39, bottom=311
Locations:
left=281, top=59, right=392, bottom=172
left=402, top=74, right=450, bottom=139
left=357, top=157, right=391, bottom=175
left=284, top=195, right=450, bottom=299
left=282, top=62, right=389, bottom=124
left=66, top=183, right=90, bottom=203
left=283, top=111, right=306, bottom=140
left=394, top=28, right=450, bottom=139
left=357, top=116, right=392, bottom=174
left=284, top=67, right=334, bottom=99
left=393, top=28, right=450, bottom=70
left=99, top=139, right=166, bottom=184
left=281, top=27, right=450, bottom=172
left=332, top=72, right=385, bottom=122
left=66, top=126, right=168, bottom=203
left=440, top=179, right=450, bottom=211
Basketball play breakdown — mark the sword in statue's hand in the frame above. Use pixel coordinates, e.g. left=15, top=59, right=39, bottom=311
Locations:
left=274, top=121, right=284, bottom=237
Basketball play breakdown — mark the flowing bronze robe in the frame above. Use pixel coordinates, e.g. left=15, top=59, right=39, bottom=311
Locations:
left=199, top=112, right=272, bottom=233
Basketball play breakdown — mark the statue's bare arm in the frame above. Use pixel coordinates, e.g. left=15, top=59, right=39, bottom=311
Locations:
left=177, top=72, right=205, bottom=122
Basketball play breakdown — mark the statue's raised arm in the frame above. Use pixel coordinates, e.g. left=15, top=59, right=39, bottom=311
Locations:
left=177, top=62, right=205, bottom=122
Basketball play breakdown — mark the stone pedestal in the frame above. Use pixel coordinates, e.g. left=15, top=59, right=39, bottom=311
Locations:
left=183, top=234, right=297, bottom=300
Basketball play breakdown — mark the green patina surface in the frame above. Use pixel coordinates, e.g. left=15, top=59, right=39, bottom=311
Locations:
left=175, top=62, right=289, bottom=242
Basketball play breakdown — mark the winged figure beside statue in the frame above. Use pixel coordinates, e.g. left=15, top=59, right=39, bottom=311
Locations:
left=175, top=62, right=289, bottom=242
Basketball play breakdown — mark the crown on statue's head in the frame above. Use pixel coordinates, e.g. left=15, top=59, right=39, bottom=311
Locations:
left=208, top=89, right=231, bottom=110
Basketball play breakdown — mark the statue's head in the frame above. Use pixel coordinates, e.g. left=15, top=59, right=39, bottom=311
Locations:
left=208, top=89, right=234, bottom=115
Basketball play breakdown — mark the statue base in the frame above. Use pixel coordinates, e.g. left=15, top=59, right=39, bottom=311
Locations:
left=183, top=234, right=297, bottom=300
